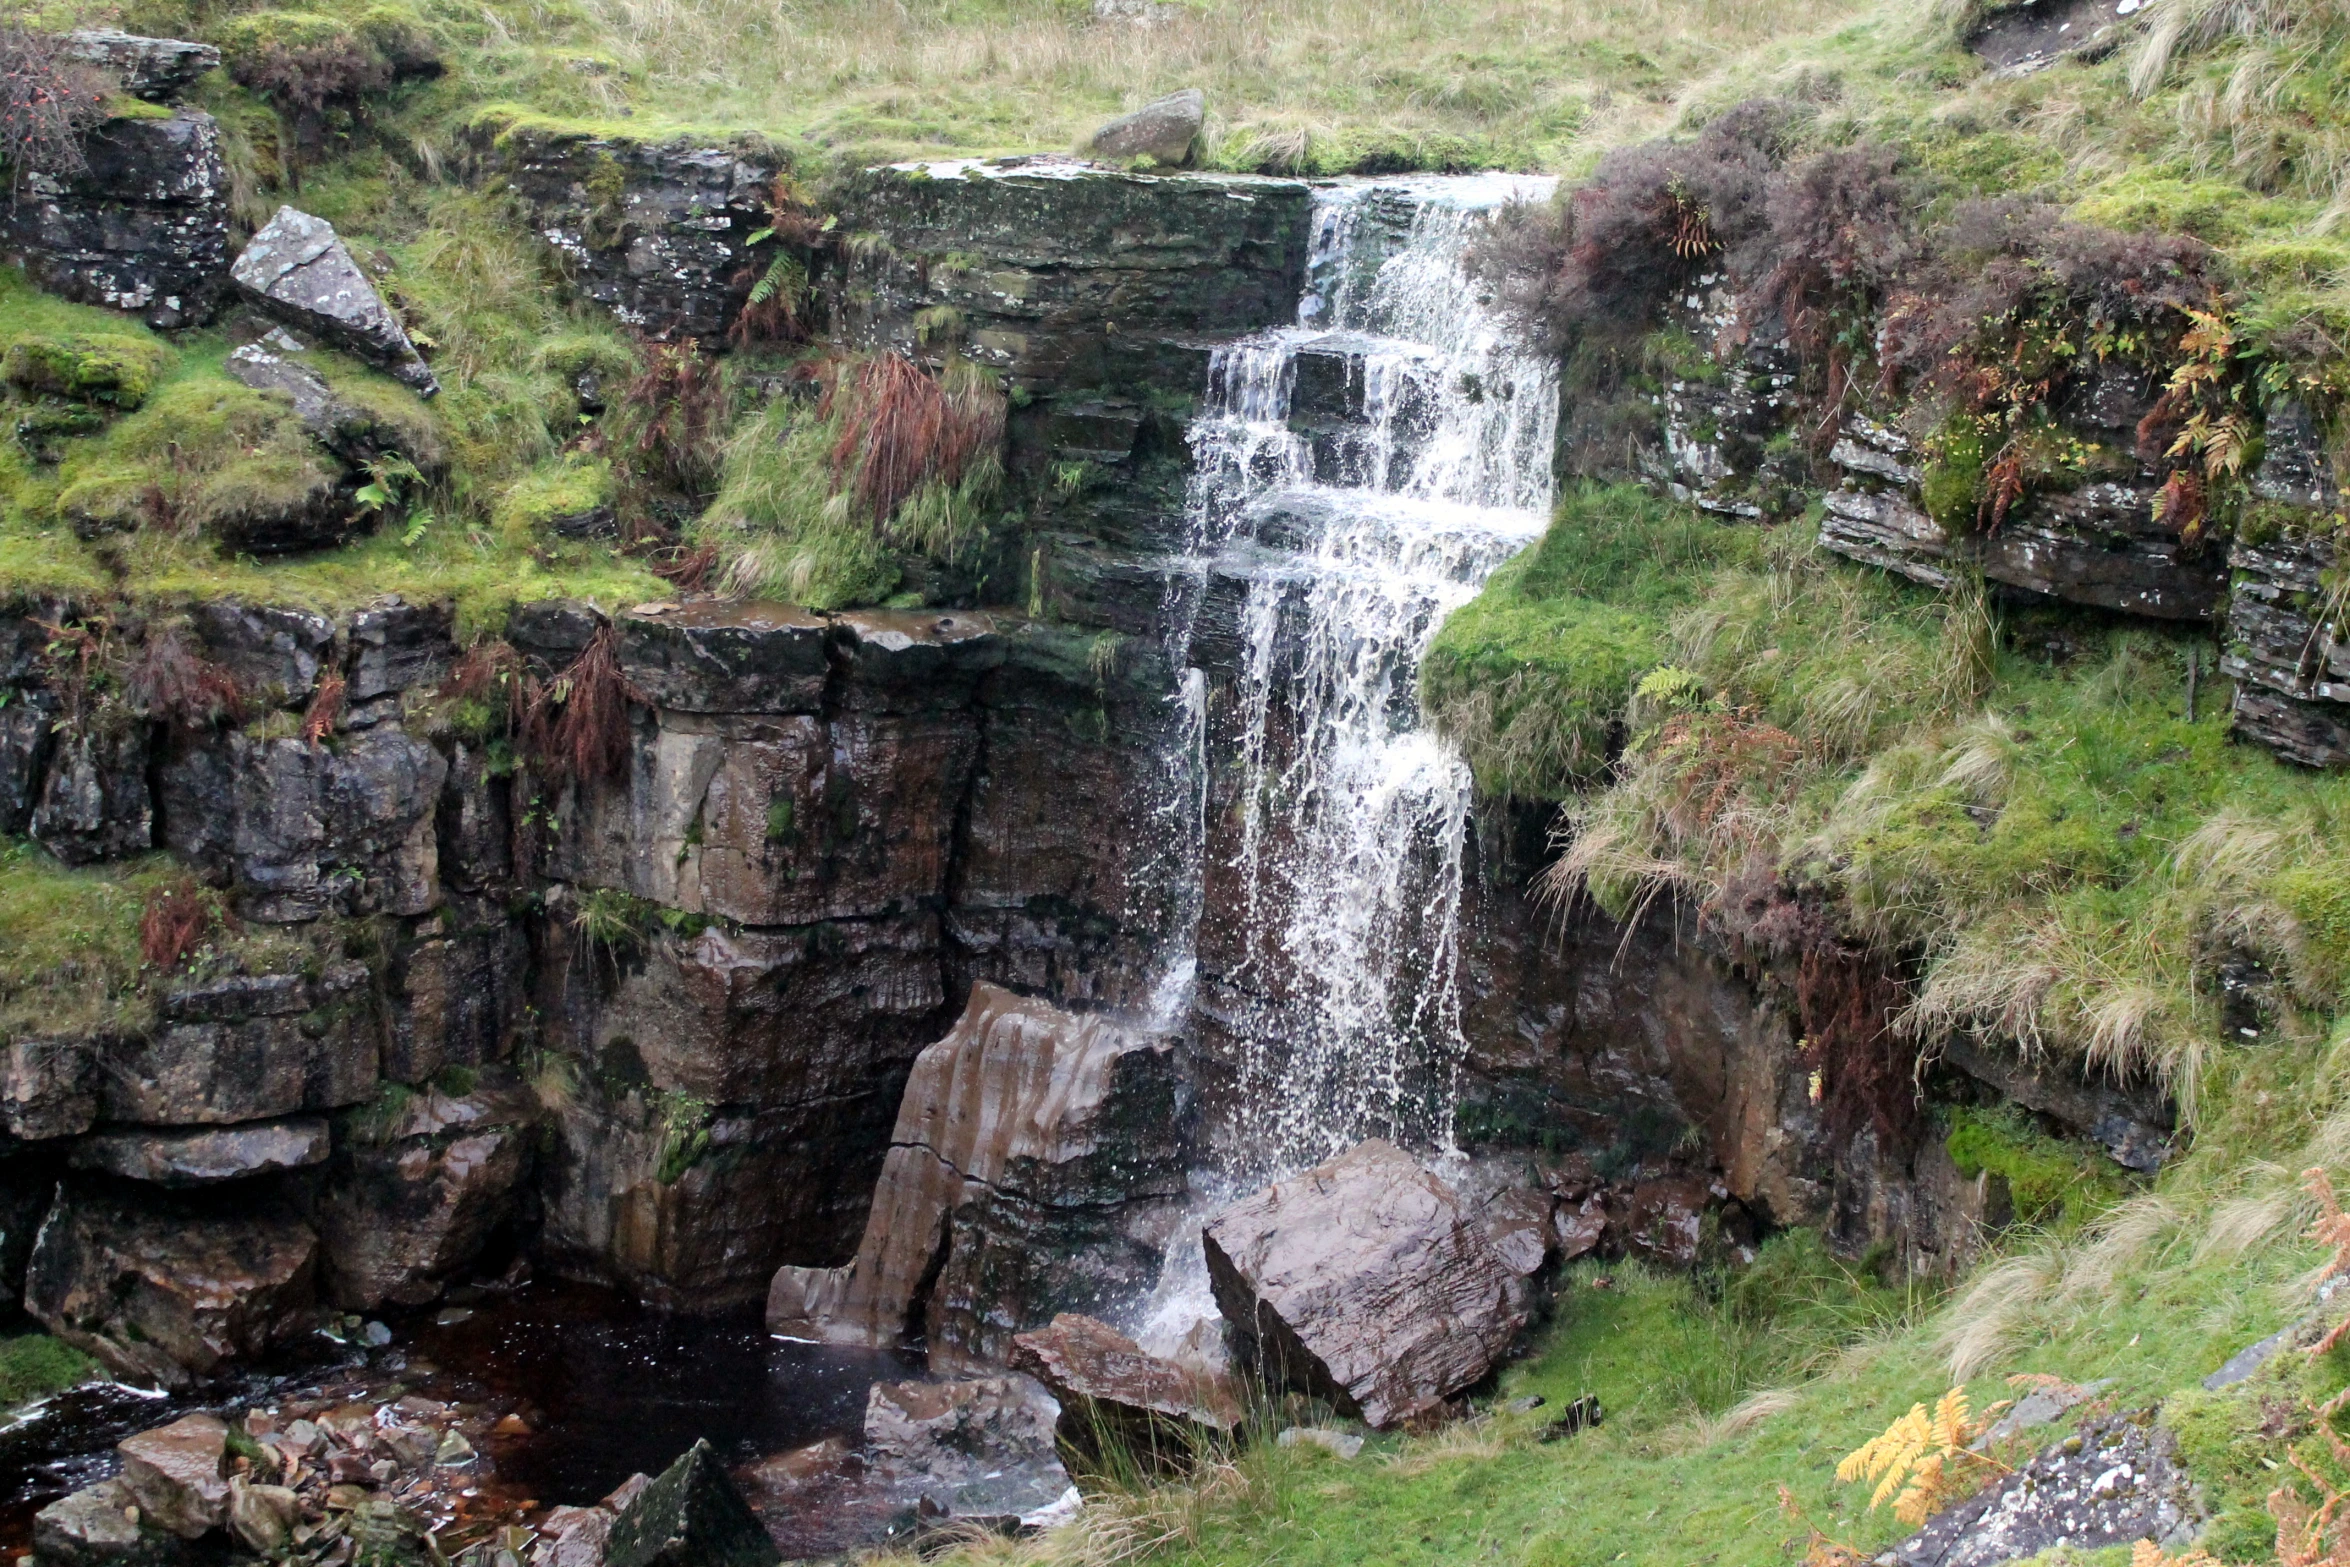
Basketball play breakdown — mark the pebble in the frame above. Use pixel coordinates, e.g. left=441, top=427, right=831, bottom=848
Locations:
left=1275, top=1427, right=1365, bottom=1459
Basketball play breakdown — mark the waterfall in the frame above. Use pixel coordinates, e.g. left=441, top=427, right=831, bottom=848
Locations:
left=1145, top=174, right=1560, bottom=1177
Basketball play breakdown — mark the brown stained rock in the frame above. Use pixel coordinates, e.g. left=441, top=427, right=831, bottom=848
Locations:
left=1009, top=1312, right=1243, bottom=1461
left=1202, top=1140, right=1525, bottom=1430
left=101, top=962, right=379, bottom=1126
left=1479, top=1188, right=1557, bottom=1279
left=317, top=1077, right=538, bottom=1310
left=69, top=1118, right=331, bottom=1185
left=24, top=1183, right=318, bottom=1387
left=383, top=898, right=526, bottom=1085
left=117, top=1414, right=231, bottom=1537
left=1552, top=1195, right=1606, bottom=1261
left=226, top=1479, right=301, bottom=1555
left=765, top=983, right=1185, bottom=1362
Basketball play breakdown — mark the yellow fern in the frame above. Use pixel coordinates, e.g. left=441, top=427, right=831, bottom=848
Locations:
left=2132, top=1539, right=2220, bottom=1567
left=1837, top=1388, right=2010, bottom=1527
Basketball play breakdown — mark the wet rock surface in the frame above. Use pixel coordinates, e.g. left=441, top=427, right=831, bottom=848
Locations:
left=67, top=1118, right=332, bottom=1185
left=766, top=983, right=1187, bottom=1364
left=1203, top=1139, right=1526, bottom=1430
left=862, top=1376, right=1073, bottom=1522
left=231, top=208, right=437, bottom=395
left=1887, top=1411, right=2198, bottom=1567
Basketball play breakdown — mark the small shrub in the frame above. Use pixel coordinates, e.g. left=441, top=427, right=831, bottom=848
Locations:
left=604, top=337, right=730, bottom=509
left=215, top=7, right=440, bottom=159
left=0, top=26, right=112, bottom=189
left=137, top=876, right=230, bottom=970
left=300, top=669, right=345, bottom=743
left=825, top=350, right=1004, bottom=529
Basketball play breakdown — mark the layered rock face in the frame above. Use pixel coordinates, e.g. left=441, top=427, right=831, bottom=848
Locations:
left=766, top=982, right=1188, bottom=1364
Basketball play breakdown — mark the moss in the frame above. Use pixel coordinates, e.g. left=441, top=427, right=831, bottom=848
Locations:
left=653, top=1089, right=713, bottom=1184
left=1944, top=1106, right=2127, bottom=1230
left=0, top=1335, right=97, bottom=1409
left=3, top=334, right=173, bottom=409
left=494, top=454, right=613, bottom=544
left=52, top=371, right=338, bottom=542
left=307, top=353, right=445, bottom=471
left=1920, top=412, right=1988, bottom=531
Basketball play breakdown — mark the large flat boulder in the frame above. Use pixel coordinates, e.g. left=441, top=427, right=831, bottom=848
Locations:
left=1084, top=89, right=1205, bottom=167
left=116, top=1413, right=231, bottom=1537
left=0, top=110, right=230, bottom=329
left=863, top=1376, right=1072, bottom=1521
left=766, top=983, right=1186, bottom=1365
left=68, top=1118, right=331, bottom=1185
left=1202, top=1139, right=1526, bottom=1429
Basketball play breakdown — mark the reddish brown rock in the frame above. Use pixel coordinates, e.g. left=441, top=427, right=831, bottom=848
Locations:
left=1010, top=1312, right=1243, bottom=1462
left=117, top=1414, right=230, bottom=1538
left=766, top=983, right=1186, bottom=1364
left=1202, top=1140, right=1524, bottom=1430
left=25, top=1184, right=318, bottom=1387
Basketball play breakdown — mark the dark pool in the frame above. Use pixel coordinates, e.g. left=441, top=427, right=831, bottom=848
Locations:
left=0, top=1281, right=923, bottom=1560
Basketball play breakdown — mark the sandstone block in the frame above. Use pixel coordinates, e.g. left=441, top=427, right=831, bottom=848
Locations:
left=1202, top=1139, right=1525, bottom=1429
left=1010, top=1312, right=1243, bottom=1461
left=117, top=1413, right=231, bottom=1537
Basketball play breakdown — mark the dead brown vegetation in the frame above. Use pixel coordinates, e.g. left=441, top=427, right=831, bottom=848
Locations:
left=0, top=26, right=110, bottom=189
left=522, top=620, right=635, bottom=781
left=823, top=350, right=1005, bottom=525
left=138, top=876, right=230, bottom=971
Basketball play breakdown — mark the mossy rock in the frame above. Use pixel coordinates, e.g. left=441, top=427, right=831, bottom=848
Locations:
left=214, top=4, right=441, bottom=100
left=495, top=454, right=615, bottom=542
left=54, top=377, right=349, bottom=552
left=3, top=335, right=172, bottom=410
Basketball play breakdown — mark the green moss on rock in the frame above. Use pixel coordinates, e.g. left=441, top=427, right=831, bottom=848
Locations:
left=1944, top=1105, right=2126, bottom=1230
left=54, top=376, right=339, bottom=546
left=495, top=454, right=613, bottom=543
left=3, top=334, right=173, bottom=410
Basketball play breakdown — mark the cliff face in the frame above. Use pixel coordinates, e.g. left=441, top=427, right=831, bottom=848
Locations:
left=0, top=116, right=2169, bottom=1382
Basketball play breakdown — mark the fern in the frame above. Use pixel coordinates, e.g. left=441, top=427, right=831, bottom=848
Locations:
left=1836, top=1387, right=2009, bottom=1527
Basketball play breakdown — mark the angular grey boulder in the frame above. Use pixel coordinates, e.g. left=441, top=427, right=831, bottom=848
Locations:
left=232, top=208, right=438, bottom=396
left=600, top=1438, right=781, bottom=1567
left=1203, top=1139, right=1526, bottom=1429
left=1084, top=89, right=1205, bottom=167
left=33, top=1478, right=193, bottom=1567
left=225, top=339, right=439, bottom=469
left=864, top=1376, right=1073, bottom=1521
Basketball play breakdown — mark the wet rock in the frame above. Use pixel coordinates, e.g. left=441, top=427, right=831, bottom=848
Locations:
left=0, top=692, right=56, bottom=834
left=481, top=126, right=783, bottom=341
left=2232, top=686, right=2350, bottom=771
left=24, top=1182, right=318, bottom=1387
left=63, top=30, right=220, bottom=101
left=189, top=601, right=335, bottom=708
left=0, top=110, right=231, bottom=329
left=68, top=1117, right=331, bottom=1185
left=767, top=983, right=1187, bottom=1365
left=1888, top=1412, right=2197, bottom=1567
left=317, top=1076, right=538, bottom=1310
left=226, top=1479, right=301, bottom=1555
left=1939, top=1037, right=2171, bottom=1173
left=1479, top=1187, right=1558, bottom=1279
left=1202, top=1139, right=1525, bottom=1430
left=231, top=208, right=437, bottom=395
left=864, top=1376, right=1073, bottom=1519
left=1084, top=88, right=1206, bottom=167
left=102, top=963, right=377, bottom=1125
left=601, top=1437, right=781, bottom=1567
left=1009, top=1312, right=1244, bottom=1461
left=434, top=752, right=516, bottom=898
left=2222, top=526, right=2350, bottom=768
left=1, top=1035, right=100, bottom=1140
left=32, top=1478, right=192, bottom=1567
left=1620, top=1175, right=1709, bottom=1267
left=2254, top=398, right=2341, bottom=510
left=31, top=720, right=151, bottom=865
left=830, top=610, right=1003, bottom=715
left=1976, top=482, right=2228, bottom=622
left=1818, top=489, right=1954, bottom=590
left=382, top=900, right=526, bottom=1083
left=159, top=727, right=446, bottom=921
left=117, top=1413, right=231, bottom=1537
left=616, top=602, right=830, bottom=715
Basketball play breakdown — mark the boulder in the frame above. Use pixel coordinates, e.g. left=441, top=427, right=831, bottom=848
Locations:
left=24, top=1182, right=318, bottom=1386
left=766, top=983, right=1187, bottom=1365
left=1, top=1035, right=100, bottom=1140
left=0, top=110, right=231, bottom=329
left=316, top=1076, right=537, bottom=1310
left=1009, top=1312, right=1244, bottom=1461
left=1084, top=89, right=1206, bottom=167
left=62, top=30, right=220, bottom=102
left=1202, top=1140, right=1526, bottom=1429
left=101, top=963, right=378, bottom=1125
left=68, top=1118, right=332, bottom=1185
left=32, top=1478, right=192, bottom=1567
left=600, top=1438, right=780, bottom=1567
left=231, top=207, right=437, bottom=395
left=1619, top=1175, right=1709, bottom=1267
left=863, top=1376, right=1072, bottom=1519
left=1888, top=1411, right=2197, bottom=1567
left=224, top=341, right=437, bottom=470
left=116, top=1413, right=231, bottom=1537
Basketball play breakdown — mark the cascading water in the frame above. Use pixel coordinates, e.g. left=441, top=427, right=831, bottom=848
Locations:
left=1134, top=174, right=1558, bottom=1352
